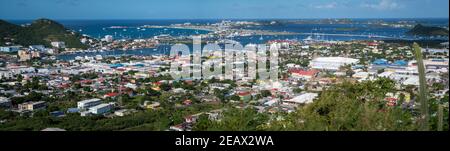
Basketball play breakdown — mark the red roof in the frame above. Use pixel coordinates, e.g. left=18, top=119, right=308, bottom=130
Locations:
left=116, top=68, right=126, bottom=71
left=368, top=42, right=378, bottom=46
left=385, top=97, right=397, bottom=102
left=238, top=91, right=251, bottom=96
left=289, top=69, right=319, bottom=76
left=105, top=92, right=119, bottom=97
left=79, top=79, right=93, bottom=84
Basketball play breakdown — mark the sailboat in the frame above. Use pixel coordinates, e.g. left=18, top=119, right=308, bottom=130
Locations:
left=259, top=35, right=264, bottom=41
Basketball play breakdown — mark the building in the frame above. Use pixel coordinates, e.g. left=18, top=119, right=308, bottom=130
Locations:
left=289, top=69, right=319, bottom=80
left=0, top=46, right=21, bottom=52
left=310, top=57, right=359, bottom=71
left=0, top=97, right=12, bottom=108
left=0, top=70, right=14, bottom=79
left=77, top=98, right=102, bottom=109
left=114, top=109, right=135, bottom=117
left=41, top=128, right=66, bottom=131
left=29, top=45, right=46, bottom=51
left=51, top=41, right=66, bottom=48
left=88, top=103, right=114, bottom=115
left=18, top=50, right=31, bottom=62
left=352, top=72, right=370, bottom=79
left=18, top=101, right=46, bottom=111
left=283, top=93, right=318, bottom=105
left=238, top=91, right=252, bottom=101
left=144, top=101, right=161, bottom=109
left=424, top=59, right=449, bottom=69
left=104, top=35, right=114, bottom=42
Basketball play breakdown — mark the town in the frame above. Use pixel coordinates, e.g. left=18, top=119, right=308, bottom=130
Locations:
left=0, top=19, right=449, bottom=131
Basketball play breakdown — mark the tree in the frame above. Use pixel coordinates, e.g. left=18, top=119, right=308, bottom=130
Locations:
left=261, top=90, right=272, bottom=98
left=192, top=114, right=211, bottom=131
left=262, top=79, right=418, bottom=131
left=160, top=83, right=172, bottom=91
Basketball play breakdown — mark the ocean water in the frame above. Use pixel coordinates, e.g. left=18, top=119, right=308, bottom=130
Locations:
left=8, top=19, right=449, bottom=60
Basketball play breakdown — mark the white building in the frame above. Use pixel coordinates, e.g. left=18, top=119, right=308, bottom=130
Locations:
left=89, top=103, right=114, bottom=115
left=0, top=97, right=12, bottom=108
left=0, top=70, right=14, bottom=79
left=114, top=109, right=135, bottom=117
left=51, top=41, right=66, bottom=48
left=104, top=35, right=113, bottom=43
left=284, top=93, right=319, bottom=105
left=310, top=57, right=359, bottom=71
left=77, top=98, right=102, bottom=109
left=402, top=76, right=420, bottom=86
left=0, top=46, right=21, bottom=52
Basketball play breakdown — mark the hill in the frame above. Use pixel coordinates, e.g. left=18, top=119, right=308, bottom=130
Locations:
left=406, top=24, right=449, bottom=36
left=0, top=19, right=87, bottom=49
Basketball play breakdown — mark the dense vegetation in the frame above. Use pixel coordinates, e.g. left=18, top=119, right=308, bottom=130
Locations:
left=194, top=78, right=449, bottom=131
left=406, top=24, right=449, bottom=36
left=0, top=19, right=87, bottom=49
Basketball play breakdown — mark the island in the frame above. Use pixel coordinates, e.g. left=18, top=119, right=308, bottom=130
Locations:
left=406, top=24, right=449, bottom=36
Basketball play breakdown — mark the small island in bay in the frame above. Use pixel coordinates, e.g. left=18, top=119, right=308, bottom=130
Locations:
left=406, top=24, right=449, bottom=36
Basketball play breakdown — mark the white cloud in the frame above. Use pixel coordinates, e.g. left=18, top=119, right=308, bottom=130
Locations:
left=362, top=0, right=402, bottom=10
left=314, top=2, right=338, bottom=9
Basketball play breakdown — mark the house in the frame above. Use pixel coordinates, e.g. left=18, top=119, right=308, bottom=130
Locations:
left=169, top=124, right=185, bottom=131
left=238, top=91, right=252, bottom=101
left=51, top=41, right=66, bottom=48
left=18, top=101, right=46, bottom=111
left=183, top=99, right=192, bottom=106
left=0, top=97, right=12, bottom=109
left=385, top=97, right=398, bottom=106
left=50, top=111, right=65, bottom=117
left=29, top=45, right=46, bottom=52
left=352, top=72, right=370, bottom=79
left=0, top=46, right=21, bottom=52
left=66, top=108, right=80, bottom=113
left=41, top=128, right=66, bottom=131
left=104, top=92, right=119, bottom=98
left=144, top=101, right=160, bottom=109
left=289, top=69, right=319, bottom=80
left=114, top=109, right=136, bottom=117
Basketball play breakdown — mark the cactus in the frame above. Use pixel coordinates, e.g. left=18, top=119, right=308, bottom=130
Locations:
left=438, top=105, right=443, bottom=131
left=413, top=43, right=429, bottom=131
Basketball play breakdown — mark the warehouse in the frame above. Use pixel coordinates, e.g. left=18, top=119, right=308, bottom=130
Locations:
left=311, top=57, right=359, bottom=71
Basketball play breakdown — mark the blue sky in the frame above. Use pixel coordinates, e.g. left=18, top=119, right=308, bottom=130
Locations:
left=0, top=0, right=448, bottom=19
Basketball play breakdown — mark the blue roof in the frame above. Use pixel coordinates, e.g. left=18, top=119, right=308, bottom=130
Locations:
left=392, top=60, right=407, bottom=66
left=110, top=64, right=124, bottom=68
left=373, top=59, right=388, bottom=65
left=50, top=111, right=65, bottom=117
left=67, top=108, right=80, bottom=113
left=134, top=64, right=145, bottom=67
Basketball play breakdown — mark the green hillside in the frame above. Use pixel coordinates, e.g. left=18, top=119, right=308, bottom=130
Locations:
left=406, top=24, right=449, bottom=36
left=0, top=19, right=87, bottom=49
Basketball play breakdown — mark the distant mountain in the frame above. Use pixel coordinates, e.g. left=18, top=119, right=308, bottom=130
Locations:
left=0, top=18, right=87, bottom=49
left=406, top=24, right=449, bottom=36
